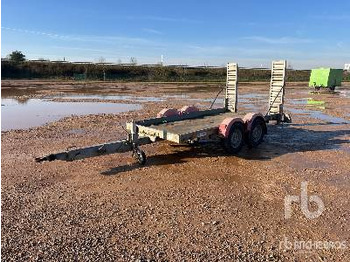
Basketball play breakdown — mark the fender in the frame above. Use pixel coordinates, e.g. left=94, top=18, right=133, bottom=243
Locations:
left=157, top=108, right=179, bottom=118
left=218, top=117, right=244, bottom=138
left=179, top=105, right=199, bottom=115
left=243, top=113, right=267, bottom=133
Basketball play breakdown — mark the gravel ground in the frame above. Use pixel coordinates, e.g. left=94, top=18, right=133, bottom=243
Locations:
left=1, top=81, right=350, bottom=261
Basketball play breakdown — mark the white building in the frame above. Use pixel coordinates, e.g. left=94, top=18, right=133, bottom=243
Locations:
left=344, top=64, right=350, bottom=71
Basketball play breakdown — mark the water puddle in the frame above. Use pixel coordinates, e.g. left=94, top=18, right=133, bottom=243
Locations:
left=0, top=92, right=230, bottom=131
left=289, top=108, right=350, bottom=124
left=1, top=98, right=141, bottom=131
left=239, top=93, right=266, bottom=99
left=306, top=99, right=325, bottom=106
left=204, top=93, right=267, bottom=109
left=53, top=93, right=236, bottom=108
left=280, top=153, right=331, bottom=171
left=53, top=94, right=165, bottom=102
left=49, top=93, right=217, bottom=104
left=41, top=92, right=268, bottom=108
left=287, top=99, right=307, bottom=105
left=288, top=98, right=325, bottom=106
left=339, top=89, right=350, bottom=98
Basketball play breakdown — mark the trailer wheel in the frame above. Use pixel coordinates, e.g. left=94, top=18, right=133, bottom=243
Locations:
left=223, top=122, right=244, bottom=154
left=246, top=117, right=266, bottom=148
left=134, top=148, right=146, bottom=165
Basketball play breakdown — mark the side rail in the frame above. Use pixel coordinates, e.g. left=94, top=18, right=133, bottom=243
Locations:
left=133, top=108, right=227, bottom=127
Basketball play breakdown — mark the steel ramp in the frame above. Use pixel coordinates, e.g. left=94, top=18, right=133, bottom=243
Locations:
left=268, top=60, right=286, bottom=117
left=225, top=62, right=238, bottom=112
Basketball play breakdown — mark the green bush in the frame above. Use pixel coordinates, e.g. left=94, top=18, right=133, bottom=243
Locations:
left=2, top=61, right=347, bottom=82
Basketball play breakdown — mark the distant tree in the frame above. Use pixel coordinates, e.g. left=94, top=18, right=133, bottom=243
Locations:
left=97, top=57, right=106, bottom=64
left=97, top=57, right=107, bottom=81
left=117, top=59, right=122, bottom=64
left=8, top=50, right=26, bottom=63
left=130, top=57, right=137, bottom=65
left=37, top=57, right=50, bottom=62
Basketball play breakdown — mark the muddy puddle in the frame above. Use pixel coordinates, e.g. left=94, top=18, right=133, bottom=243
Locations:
left=240, top=93, right=266, bottom=100
left=0, top=91, right=224, bottom=131
left=52, top=92, right=270, bottom=105
left=52, top=94, right=166, bottom=102
left=1, top=98, right=141, bottom=131
left=205, top=93, right=267, bottom=109
left=338, top=89, right=350, bottom=98
left=52, top=93, right=224, bottom=104
left=288, top=108, right=350, bottom=124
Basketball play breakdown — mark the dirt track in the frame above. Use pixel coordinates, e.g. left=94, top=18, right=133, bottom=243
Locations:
left=1, top=80, right=350, bottom=261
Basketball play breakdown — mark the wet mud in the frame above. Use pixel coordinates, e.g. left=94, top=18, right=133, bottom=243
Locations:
left=1, top=80, right=349, bottom=261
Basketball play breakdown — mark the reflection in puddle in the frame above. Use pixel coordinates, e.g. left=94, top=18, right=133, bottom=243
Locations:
left=53, top=93, right=217, bottom=103
left=288, top=98, right=325, bottom=106
left=289, top=108, right=350, bottom=124
left=54, top=94, right=165, bottom=102
left=52, top=93, right=269, bottom=104
left=240, top=93, right=266, bottom=99
left=339, top=89, right=350, bottom=98
left=306, top=99, right=325, bottom=106
left=1, top=99, right=142, bottom=131
left=287, top=99, right=307, bottom=105
left=52, top=93, right=230, bottom=109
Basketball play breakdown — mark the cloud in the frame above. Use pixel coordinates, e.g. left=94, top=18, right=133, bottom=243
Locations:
left=241, top=36, right=313, bottom=44
left=2, top=26, right=71, bottom=39
left=125, top=15, right=202, bottom=23
left=336, top=41, right=344, bottom=48
left=310, top=14, right=350, bottom=21
left=51, top=46, right=109, bottom=53
left=1, top=26, right=159, bottom=46
left=142, top=28, right=163, bottom=35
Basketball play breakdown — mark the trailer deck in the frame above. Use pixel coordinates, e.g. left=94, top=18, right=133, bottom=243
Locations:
left=135, top=110, right=244, bottom=144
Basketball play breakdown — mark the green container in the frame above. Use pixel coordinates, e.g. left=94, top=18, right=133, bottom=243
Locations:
left=309, top=68, right=343, bottom=89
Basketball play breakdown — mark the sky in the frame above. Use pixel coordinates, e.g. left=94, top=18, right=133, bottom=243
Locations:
left=1, top=0, right=350, bottom=69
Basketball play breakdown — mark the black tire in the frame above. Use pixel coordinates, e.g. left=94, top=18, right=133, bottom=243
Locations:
left=223, top=122, right=244, bottom=154
left=134, top=149, right=146, bottom=165
left=246, top=117, right=266, bottom=148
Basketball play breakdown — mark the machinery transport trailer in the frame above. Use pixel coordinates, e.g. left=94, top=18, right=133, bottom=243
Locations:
left=36, top=60, right=291, bottom=165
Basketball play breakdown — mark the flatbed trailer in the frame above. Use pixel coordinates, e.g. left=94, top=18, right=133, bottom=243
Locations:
left=36, top=60, right=291, bottom=165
